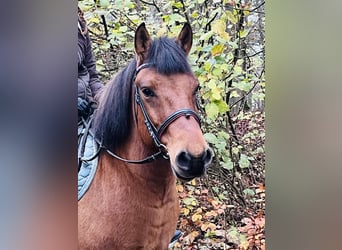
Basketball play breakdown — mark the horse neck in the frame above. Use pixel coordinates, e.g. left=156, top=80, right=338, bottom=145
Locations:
left=106, top=125, right=176, bottom=189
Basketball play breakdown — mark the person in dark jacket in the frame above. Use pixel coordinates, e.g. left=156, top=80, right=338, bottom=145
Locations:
left=78, top=7, right=103, bottom=121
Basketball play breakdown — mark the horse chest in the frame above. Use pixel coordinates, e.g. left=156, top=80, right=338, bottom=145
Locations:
left=116, top=178, right=179, bottom=227
left=80, top=167, right=179, bottom=249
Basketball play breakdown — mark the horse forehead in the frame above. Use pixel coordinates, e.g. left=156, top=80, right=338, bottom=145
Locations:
left=137, top=69, right=197, bottom=88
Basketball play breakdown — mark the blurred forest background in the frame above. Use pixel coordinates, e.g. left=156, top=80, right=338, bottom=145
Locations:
left=78, top=0, right=265, bottom=249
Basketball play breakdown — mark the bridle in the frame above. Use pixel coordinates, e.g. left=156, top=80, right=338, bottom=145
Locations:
left=81, top=63, right=201, bottom=165
left=133, top=63, right=201, bottom=158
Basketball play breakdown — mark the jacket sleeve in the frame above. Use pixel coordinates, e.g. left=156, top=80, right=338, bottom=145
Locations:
left=84, top=32, right=104, bottom=101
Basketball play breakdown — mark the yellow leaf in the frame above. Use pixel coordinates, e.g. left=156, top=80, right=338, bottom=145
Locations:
left=201, top=222, right=217, bottom=232
left=182, top=207, right=190, bottom=216
left=211, top=44, right=224, bottom=56
left=211, top=87, right=222, bottom=101
left=196, top=208, right=203, bottom=213
left=205, top=210, right=218, bottom=218
left=176, top=184, right=184, bottom=192
left=227, top=11, right=238, bottom=24
left=210, top=199, right=220, bottom=208
left=191, top=11, right=199, bottom=18
left=239, top=29, right=249, bottom=38
left=187, top=231, right=199, bottom=243
left=208, top=223, right=217, bottom=231
left=204, top=62, right=211, bottom=72
left=191, top=213, right=202, bottom=222
left=243, top=10, right=250, bottom=16
left=220, top=31, right=230, bottom=41
left=198, top=75, right=207, bottom=83
left=212, top=20, right=226, bottom=35
left=201, top=223, right=209, bottom=231
left=212, top=20, right=230, bottom=41
left=89, top=17, right=100, bottom=24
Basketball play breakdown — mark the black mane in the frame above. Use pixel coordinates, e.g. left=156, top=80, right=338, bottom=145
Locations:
left=92, top=36, right=192, bottom=150
left=145, top=37, right=191, bottom=74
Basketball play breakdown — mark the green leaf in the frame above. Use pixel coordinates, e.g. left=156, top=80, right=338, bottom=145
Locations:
left=205, top=102, right=219, bottom=120
left=204, top=133, right=218, bottom=144
left=89, top=17, right=100, bottom=24
left=211, top=88, right=222, bottom=101
left=212, top=186, right=219, bottom=194
left=191, top=11, right=199, bottom=19
left=234, top=80, right=253, bottom=92
left=99, top=0, right=110, bottom=8
left=207, top=79, right=216, bottom=89
left=222, top=158, right=233, bottom=170
left=216, top=100, right=230, bottom=113
left=218, top=193, right=225, bottom=200
left=228, top=40, right=239, bottom=50
left=173, top=2, right=184, bottom=8
left=127, top=14, right=140, bottom=22
left=119, top=26, right=128, bottom=32
left=169, top=13, right=186, bottom=23
left=218, top=131, right=230, bottom=140
left=243, top=188, right=255, bottom=196
left=239, top=29, right=249, bottom=38
left=183, top=196, right=197, bottom=206
left=227, top=10, right=238, bottom=24
left=232, top=147, right=240, bottom=156
left=216, top=141, right=227, bottom=152
left=199, top=31, right=214, bottom=41
left=204, top=62, right=212, bottom=72
left=234, top=65, right=243, bottom=75
left=162, top=14, right=170, bottom=22
left=230, top=90, right=240, bottom=98
left=201, top=45, right=213, bottom=52
left=212, top=68, right=223, bottom=77
left=239, top=154, right=250, bottom=168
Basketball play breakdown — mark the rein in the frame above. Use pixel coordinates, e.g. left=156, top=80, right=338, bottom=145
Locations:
left=86, top=63, right=201, bottom=165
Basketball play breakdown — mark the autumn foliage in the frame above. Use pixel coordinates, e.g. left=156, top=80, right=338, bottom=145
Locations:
left=79, top=0, right=265, bottom=248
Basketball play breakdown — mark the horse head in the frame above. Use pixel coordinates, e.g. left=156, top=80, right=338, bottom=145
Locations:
left=133, top=23, right=213, bottom=182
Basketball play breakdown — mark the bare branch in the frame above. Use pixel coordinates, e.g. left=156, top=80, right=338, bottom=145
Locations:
left=138, top=0, right=161, bottom=12
left=179, top=0, right=190, bottom=23
left=229, top=68, right=265, bottom=109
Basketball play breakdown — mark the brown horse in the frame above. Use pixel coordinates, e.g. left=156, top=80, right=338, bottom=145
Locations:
left=78, top=23, right=213, bottom=249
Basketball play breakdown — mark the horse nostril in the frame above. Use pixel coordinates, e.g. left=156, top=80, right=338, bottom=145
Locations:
left=176, top=149, right=213, bottom=172
left=202, top=148, right=213, bottom=166
left=176, top=151, right=192, bottom=171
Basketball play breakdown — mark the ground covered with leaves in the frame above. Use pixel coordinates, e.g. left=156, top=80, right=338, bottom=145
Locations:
left=173, top=112, right=265, bottom=250
left=174, top=179, right=265, bottom=250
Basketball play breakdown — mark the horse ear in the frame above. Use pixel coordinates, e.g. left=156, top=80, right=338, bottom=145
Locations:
left=177, top=23, right=193, bottom=55
left=135, top=23, right=151, bottom=66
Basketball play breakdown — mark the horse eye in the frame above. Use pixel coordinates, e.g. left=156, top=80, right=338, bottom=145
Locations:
left=193, top=85, right=200, bottom=95
left=194, top=86, right=200, bottom=108
left=141, top=88, right=155, bottom=97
